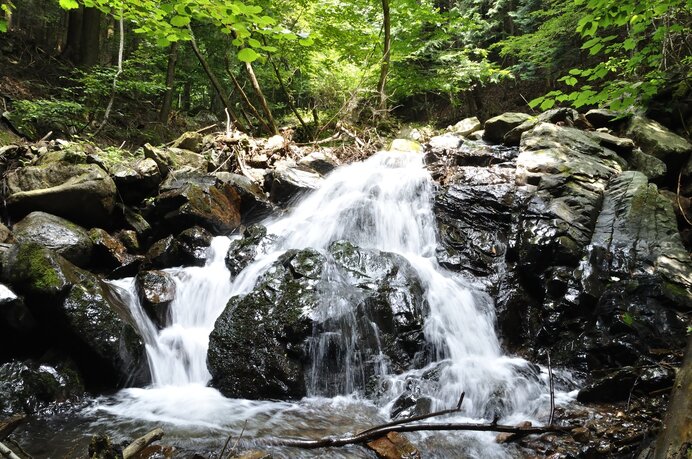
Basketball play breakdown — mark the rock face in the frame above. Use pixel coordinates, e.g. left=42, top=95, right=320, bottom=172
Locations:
left=483, top=112, right=533, bottom=144
left=0, top=360, right=83, bottom=415
left=208, top=241, right=427, bottom=399
left=266, top=160, right=323, bottom=205
left=1, top=243, right=146, bottom=388
left=136, top=270, right=176, bottom=328
left=5, top=162, right=117, bottom=227
left=110, top=157, right=162, bottom=204
left=12, top=212, right=93, bottom=267
left=152, top=171, right=242, bottom=235
left=626, top=115, right=691, bottom=172
left=432, top=121, right=690, bottom=404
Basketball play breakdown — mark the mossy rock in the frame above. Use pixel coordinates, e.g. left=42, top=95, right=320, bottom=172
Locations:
left=2, top=242, right=77, bottom=298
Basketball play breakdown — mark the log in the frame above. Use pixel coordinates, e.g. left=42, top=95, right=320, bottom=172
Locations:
left=122, top=428, right=164, bottom=459
left=0, top=441, right=21, bottom=459
left=0, top=415, right=26, bottom=441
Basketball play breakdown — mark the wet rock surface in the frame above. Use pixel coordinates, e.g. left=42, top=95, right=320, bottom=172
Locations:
left=135, top=270, right=176, bottom=328
left=208, top=241, right=427, bottom=399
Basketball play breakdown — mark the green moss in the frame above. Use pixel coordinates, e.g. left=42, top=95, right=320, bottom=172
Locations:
left=15, top=244, right=64, bottom=292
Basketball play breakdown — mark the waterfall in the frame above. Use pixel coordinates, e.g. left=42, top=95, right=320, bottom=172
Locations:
left=98, top=149, right=570, bottom=451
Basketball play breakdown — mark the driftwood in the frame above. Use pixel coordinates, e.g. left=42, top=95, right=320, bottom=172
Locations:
left=270, top=392, right=568, bottom=450
left=0, top=415, right=26, bottom=441
left=122, top=428, right=164, bottom=459
left=0, top=442, right=21, bottom=459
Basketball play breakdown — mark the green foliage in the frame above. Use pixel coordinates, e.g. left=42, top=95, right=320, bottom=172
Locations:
left=0, top=1, right=14, bottom=32
left=530, top=0, right=691, bottom=111
left=10, top=99, right=86, bottom=136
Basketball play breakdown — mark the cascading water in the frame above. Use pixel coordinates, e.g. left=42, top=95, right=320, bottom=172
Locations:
left=95, top=149, right=573, bottom=456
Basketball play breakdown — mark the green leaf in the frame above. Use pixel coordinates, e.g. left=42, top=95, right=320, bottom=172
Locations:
left=540, top=98, right=556, bottom=110
left=623, top=38, right=636, bottom=51
left=528, top=96, right=544, bottom=109
left=58, top=0, right=80, bottom=10
left=170, top=15, right=190, bottom=27
left=0, top=20, right=6, bottom=33
left=237, top=47, right=260, bottom=63
left=248, top=38, right=261, bottom=48
left=261, top=45, right=278, bottom=52
left=298, top=37, right=314, bottom=46
left=589, top=43, right=604, bottom=55
left=581, top=37, right=601, bottom=49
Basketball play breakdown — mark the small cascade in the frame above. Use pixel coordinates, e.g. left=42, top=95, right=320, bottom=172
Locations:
left=98, top=149, right=569, bottom=452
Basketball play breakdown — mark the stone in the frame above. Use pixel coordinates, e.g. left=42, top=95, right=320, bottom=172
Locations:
left=0, top=223, right=11, bottom=243
left=208, top=242, right=427, bottom=399
left=264, top=134, right=285, bottom=152
left=152, top=171, right=242, bottom=235
left=577, top=368, right=639, bottom=403
left=585, top=109, right=625, bottom=128
left=136, top=270, right=176, bottom=327
left=588, top=131, right=635, bottom=155
left=116, top=230, right=140, bottom=253
left=389, top=139, right=424, bottom=153
left=175, top=226, right=213, bottom=267
left=143, top=143, right=208, bottom=177
left=297, top=151, right=339, bottom=175
left=448, top=116, right=481, bottom=136
left=626, top=115, right=691, bottom=174
left=142, top=235, right=181, bottom=270
left=12, top=212, right=93, bottom=267
left=266, top=161, right=323, bottom=206
left=626, top=149, right=667, bottom=180
left=428, top=133, right=464, bottom=152
left=171, top=131, right=204, bottom=153
left=503, top=119, right=538, bottom=146
left=89, top=228, right=141, bottom=275
left=225, top=224, right=272, bottom=277
left=0, top=283, right=36, bottom=361
left=5, top=162, right=117, bottom=227
left=571, top=427, right=592, bottom=443
left=115, top=204, right=152, bottom=242
left=537, top=108, right=579, bottom=125
left=483, top=112, right=533, bottom=143
left=109, top=157, right=161, bottom=204
left=214, top=172, right=274, bottom=223
left=366, top=432, right=421, bottom=459
left=0, top=360, right=83, bottom=416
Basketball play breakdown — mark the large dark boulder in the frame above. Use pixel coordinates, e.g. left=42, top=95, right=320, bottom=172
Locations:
left=1, top=243, right=147, bottom=388
left=483, top=112, right=533, bottom=144
left=214, top=172, right=274, bottom=223
left=0, top=360, right=84, bottom=416
left=0, top=283, right=37, bottom=361
left=208, top=241, right=427, bottom=399
left=151, top=171, right=241, bottom=236
left=135, top=270, right=176, bottom=328
left=5, top=162, right=117, bottom=227
left=224, top=224, right=274, bottom=277
left=265, top=160, right=323, bottom=205
left=109, top=157, right=161, bottom=204
left=626, top=115, right=691, bottom=180
left=12, top=211, right=93, bottom=267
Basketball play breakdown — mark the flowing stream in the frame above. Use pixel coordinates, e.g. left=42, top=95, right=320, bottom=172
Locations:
left=83, top=150, right=573, bottom=457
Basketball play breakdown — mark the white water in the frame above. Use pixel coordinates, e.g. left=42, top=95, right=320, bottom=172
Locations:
left=96, top=150, right=572, bottom=455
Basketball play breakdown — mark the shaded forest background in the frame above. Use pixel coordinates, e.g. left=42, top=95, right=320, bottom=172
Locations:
left=0, top=0, right=689, bottom=146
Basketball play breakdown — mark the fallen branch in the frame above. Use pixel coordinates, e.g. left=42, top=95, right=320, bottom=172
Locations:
left=548, top=353, right=555, bottom=426
left=271, top=422, right=569, bottom=449
left=0, top=441, right=20, bottom=459
left=357, top=392, right=465, bottom=436
left=122, top=428, right=164, bottom=459
left=0, top=415, right=26, bottom=441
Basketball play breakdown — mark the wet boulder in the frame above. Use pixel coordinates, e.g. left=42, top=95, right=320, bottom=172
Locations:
left=0, top=360, right=84, bottom=416
left=585, top=109, right=624, bottom=128
left=1, top=243, right=146, bottom=388
left=427, top=133, right=464, bottom=154
left=297, top=151, right=339, bottom=175
left=109, top=157, right=162, bottom=204
left=208, top=242, right=428, bottom=399
left=265, top=160, right=323, bottom=206
left=0, top=283, right=37, bottom=361
left=89, top=228, right=142, bottom=276
left=483, top=112, right=533, bottom=144
left=448, top=116, right=481, bottom=137
left=214, top=172, right=274, bottom=223
left=135, top=270, right=176, bottom=328
left=5, top=162, right=117, bottom=227
left=143, top=143, right=208, bottom=177
left=225, top=224, right=273, bottom=277
left=503, top=119, right=538, bottom=146
left=626, top=115, right=691, bottom=176
left=0, top=223, right=11, bottom=243
left=12, top=211, right=93, bottom=267
left=435, top=165, right=516, bottom=279
left=175, top=226, right=213, bottom=267
left=152, top=171, right=241, bottom=235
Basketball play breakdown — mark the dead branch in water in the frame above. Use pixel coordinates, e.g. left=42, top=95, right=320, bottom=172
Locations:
left=122, top=428, right=164, bottom=459
left=269, top=392, right=568, bottom=450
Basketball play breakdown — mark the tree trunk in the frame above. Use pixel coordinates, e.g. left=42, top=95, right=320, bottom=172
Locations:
left=181, top=79, right=191, bottom=112
left=159, top=42, right=179, bottom=123
left=79, top=7, right=101, bottom=67
left=243, top=61, right=278, bottom=134
left=224, top=54, right=270, bottom=133
left=377, top=0, right=391, bottom=112
left=268, top=56, right=309, bottom=133
left=188, top=26, right=243, bottom=129
left=62, top=8, right=82, bottom=62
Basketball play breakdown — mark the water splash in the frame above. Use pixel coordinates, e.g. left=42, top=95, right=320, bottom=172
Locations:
left=97, top=150, right=572, bottom=451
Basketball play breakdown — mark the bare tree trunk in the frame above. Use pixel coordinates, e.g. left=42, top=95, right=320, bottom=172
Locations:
left=62, top=7, right=82, bottom=62
left=377, top=0, right=391, bottom=112
left=243, top=61, right=278, bottom=134
left=187, top=25, right=244, bottom=129
left=181, top=79, right=191, bottom=112
left=224, top=54, right=270, bottom=133
left=268, top=56, right=309, bottom=133
left=80, top=7, right=101, bottom=67
left=159, top=42, right=179, bottom=123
